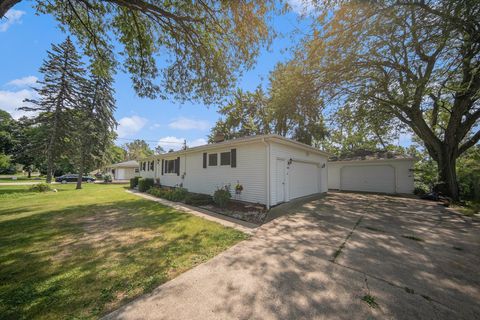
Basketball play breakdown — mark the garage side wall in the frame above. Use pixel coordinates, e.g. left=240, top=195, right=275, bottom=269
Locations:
left=269, top=142, right=328, bottom=206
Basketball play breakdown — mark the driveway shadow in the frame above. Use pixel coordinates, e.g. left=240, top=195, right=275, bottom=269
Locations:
left=105, top=192, right=480, bottom=320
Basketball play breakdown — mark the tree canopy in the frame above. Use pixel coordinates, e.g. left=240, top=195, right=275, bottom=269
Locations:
left=210, top=61, right=327, bottom=146
left=2, top=0, right=274, bottom=103
left=298, top=0, right=480, bottom=199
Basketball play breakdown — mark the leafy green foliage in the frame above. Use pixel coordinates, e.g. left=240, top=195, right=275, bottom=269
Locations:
left=7, top=0, right=274, bottom=103
left=147, top=187, right=189, bottom=202
left=324, top=100, right=403, bottom=155
left=20, top=37, right=85, bottom=183
left=210, top=61, right=327, bottom=146
left=361, top=294, right=378, bottom=308
left=29, top=183, right=52, bottom=192
left=72, top=70, right=117, bottom=189
left=0, top=153, right=13, bottom=173
left=213, top=186, right=231, bottom=208
left=298, top=1, right=480, bottom=199
left=130, top=176, right=141, bottom=189
left=184, top=193, right=214, bottom=206
left=138, top=178, right=154, bottom=192
left=124, top=139, right=154, bottom=160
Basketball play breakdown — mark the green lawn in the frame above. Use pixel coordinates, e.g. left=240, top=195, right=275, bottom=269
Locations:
left=0, top=184, right=247, bottom=319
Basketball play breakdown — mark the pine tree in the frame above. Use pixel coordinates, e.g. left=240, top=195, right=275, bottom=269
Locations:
left=74, top=72, right=116, bottom=189
left=21, top=37, right=85, bottom=183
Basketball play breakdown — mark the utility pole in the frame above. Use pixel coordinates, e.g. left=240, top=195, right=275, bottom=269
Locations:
left=183, top=139, right=187, bottom=150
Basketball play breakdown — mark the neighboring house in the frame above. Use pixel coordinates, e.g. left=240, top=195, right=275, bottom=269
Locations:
left=328, top=152, right=415, bottom=194
left=105, top=160, right=140, bottom=181
left=139, top=134, right=329, bottom=208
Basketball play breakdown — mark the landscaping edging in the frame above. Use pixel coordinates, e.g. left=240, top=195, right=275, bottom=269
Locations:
left=126, top=190, right=258, bottom=234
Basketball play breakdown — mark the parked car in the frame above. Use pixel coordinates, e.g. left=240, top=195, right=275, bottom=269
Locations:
left=55, top=174, right=96, bottom=183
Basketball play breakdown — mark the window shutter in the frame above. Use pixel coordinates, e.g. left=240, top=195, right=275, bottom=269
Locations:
left=176, top=157, right=180, bottom=176
left=231, top=149, right=237, bottom=168
left=161, top=159, right=164, bottom=175
left=203, top=153, right=207, bottom=168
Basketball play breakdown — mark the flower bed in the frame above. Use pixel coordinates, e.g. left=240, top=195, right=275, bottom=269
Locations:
left=145, top=186, right=267, bottom=224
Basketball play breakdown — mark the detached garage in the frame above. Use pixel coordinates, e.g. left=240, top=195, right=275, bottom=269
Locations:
left=328, top=154, right=415, bottom=194
left=105, top=160, right=140, bottom=181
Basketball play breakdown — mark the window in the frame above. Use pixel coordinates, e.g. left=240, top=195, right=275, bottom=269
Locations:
left=150, top=161, right=154, bottom=171
left=220, top=152, right=231, bottom=166
left=142, top=162, right=146, bottom=171
left=165, top=159, right=176, bottom=173
left=208, top=153, right=217, bottom=166
left=135, top=168, right=139, bottom=173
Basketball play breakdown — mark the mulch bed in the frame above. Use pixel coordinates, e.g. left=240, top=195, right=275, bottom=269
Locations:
left=200, top=200, right=267, bottom=225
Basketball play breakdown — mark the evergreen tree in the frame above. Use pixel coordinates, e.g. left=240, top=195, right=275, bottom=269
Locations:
left=21, top=37, right=85, bottom=183
left=74, top=72, right=117, bottom=189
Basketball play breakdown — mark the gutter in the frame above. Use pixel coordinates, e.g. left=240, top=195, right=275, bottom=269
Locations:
left=262, top=138, right=271, bottom=209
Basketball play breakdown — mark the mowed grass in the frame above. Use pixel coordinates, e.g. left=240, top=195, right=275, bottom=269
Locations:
left=0, top=184, right=248, bottom=319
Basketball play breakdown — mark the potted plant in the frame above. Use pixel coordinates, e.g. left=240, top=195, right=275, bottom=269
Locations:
left=235, top=182, right=243, bottom=195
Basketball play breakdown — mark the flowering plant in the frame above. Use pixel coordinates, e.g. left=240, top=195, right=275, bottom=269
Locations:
left=235, top=183, right=243, bottom=194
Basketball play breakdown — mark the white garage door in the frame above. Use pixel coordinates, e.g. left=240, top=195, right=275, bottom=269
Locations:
left=116, top=168, right=126, bottom=180
left=289, top=161, right=319, bottom=199
left=341, top=165, right=395, bottom=193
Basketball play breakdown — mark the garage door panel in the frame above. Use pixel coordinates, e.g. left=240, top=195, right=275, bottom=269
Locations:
left=341, top=165, right=395, bottom=193
left=289, top=162, right=319, bottom=199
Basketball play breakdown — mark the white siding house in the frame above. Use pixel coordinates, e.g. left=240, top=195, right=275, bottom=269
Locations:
left=139, top=135, right=329, bottom=208
left=328, top=157, right=415, bottom=194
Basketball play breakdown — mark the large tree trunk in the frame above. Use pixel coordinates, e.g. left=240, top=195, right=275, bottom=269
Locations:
left=436, top=149, right=460, bottom=201
left=27, top=168, right=31, bottom=178
left=76, top=149, right=85, bottom=190
left=46, top=155, right=53, bottom=184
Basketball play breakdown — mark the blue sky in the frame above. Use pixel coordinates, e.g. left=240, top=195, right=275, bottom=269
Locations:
left=0, top=1, right=411, bottom=150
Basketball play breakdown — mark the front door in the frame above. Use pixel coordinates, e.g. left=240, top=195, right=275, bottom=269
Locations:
left=276, top=159, right=286, bottom=204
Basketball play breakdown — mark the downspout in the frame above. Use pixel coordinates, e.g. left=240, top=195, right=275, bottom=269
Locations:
left=262, top=138, right=271, bottom=209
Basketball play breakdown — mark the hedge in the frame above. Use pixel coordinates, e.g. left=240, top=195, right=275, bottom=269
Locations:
left=138, top=178, right=154, bottom=192
left=130, top=176, right=141, bottom=189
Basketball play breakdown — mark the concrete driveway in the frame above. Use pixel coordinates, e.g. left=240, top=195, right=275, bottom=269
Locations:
left=105, top=192, right=480, bottom=320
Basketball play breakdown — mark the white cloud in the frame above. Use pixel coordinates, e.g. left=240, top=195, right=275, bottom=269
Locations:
left=168, top=117, right=210, bottom=131
left=157, top=136, right=207, bottom=151
left=190, top=138, right=208, bottom=147
left=286, top=0, right=316, bottom=15
left=0, top=9, right=26, bottom=32
left=149, top=123, right=162, bottom=129
left=116, top=116, right=147, bottom=138
left=6, top=76, right=38, bottom=88
left=0, top=88, right=38, bottom=119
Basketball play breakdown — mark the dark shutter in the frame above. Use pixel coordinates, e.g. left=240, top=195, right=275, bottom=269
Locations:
left=203, top=153, right=207, bottom=168
left=231, top=148, right=237, bottom=168
left=161, top=159, right=164, bottom=175
left=176, top=157, right=180, bottom=176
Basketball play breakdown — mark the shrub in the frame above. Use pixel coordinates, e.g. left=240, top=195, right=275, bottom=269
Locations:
left=413, top=187, right=427, bottom=196
left=29, top=183, right=52, bottom=192
left=130, top=176, right=141, bottom=189
left=138, top=178, right=154, bottom=192
left=168, top=187, right=188, bottom=202
left=213, top=186, right=231, bottom=208
left=103, top=175, right=112, bottom=183
left=185, top=193, right=213, bottom=206
left=147, top=187, right=189, bottom=202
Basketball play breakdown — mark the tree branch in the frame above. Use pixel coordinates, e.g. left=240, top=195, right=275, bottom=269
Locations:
left=458, top=130, right=480, bottom=155
left=0, top=0, right=21, bottom=19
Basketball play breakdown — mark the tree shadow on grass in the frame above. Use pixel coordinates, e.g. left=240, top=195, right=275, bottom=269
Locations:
left=0, top=199, right=244, bottom=319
